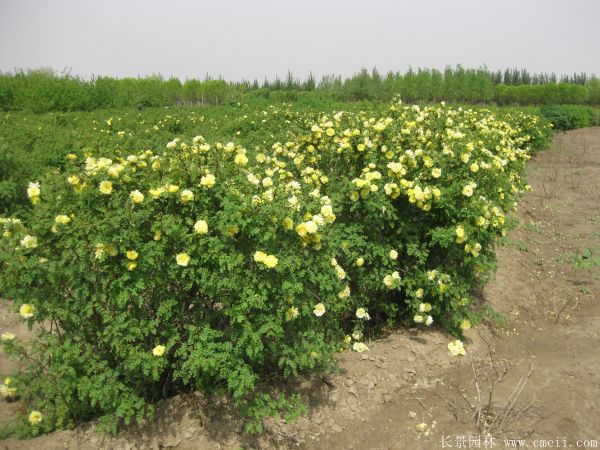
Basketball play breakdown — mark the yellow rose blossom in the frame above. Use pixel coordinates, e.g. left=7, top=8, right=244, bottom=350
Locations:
left=152, top=345, right=166, bottom=357
left=282, top=217, right=294, bottom=230
left=448, top=340, right=466, bottom=356
left=234, top=153, right=248, bottom=165
left=313, top=303, right=326, bottom=317
left=130, top=190, right=144, bottom=204
left=27, top=182, right=41, bottom=204
left=28, top=411, right=43, bottom=425
left=20, top=235, right=38, bottom=249
left=263, top=254, right=278, bottom=268
left=200, top=174, right=216, bottom=188
left=55, top=215, right=71, bottom=225
left=180, top=189, right=194, bottom=203
left=285, top=306, right=299, bottom=321
left=356, top=257, right=364, bottom=267
left=419, top=303, right=432, bottom=313
left=352, top=342, right=369, bottom=352
left=194, top=219, right=208, bottom=235
left=176, top=253, right=190, bottom=267
left=99, top=180, right=113, bottom=195
left=19, top=304, right=35, bottom=319
left=126, top=250, right=138, bottom=260
left=1, top=332, right=16, bottom=342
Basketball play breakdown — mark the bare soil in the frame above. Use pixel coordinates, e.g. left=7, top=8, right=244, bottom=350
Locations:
left=2, top=128, right=600, bottom=449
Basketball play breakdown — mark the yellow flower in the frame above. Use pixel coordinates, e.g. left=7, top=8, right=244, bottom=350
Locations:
left=356, top=257, right=364, bottom=267
left=415, top=423, right=428, bottom=432
left=200, top=174, right=216, bottom=188
left=152, top=345, right=166, bottom=357
left=28, top=411, right=43, bottom=425
left=456, top=225, right=466, bottom=243
left=305, top=220, right=318, bottom=234
left=335, top=265, right=346, bottom=280
left=180, top=189, right=194, bottom=203
left=253, top=251, right=266, bottom=263
left=20, top=235, right=38, bottom=249
left=167, top=184, right=180, bottom=193
left=415, top=288, right=424, bottom=298
left=285, top=306, right=299, bottom=321
left=462, top=184, right=474, bottom=197
left=262, top=177, right=273, bottom=187
left=130, top=190, right=144, bottom=204
left=419, top=302, right=432, bottom=313
left=448, top=340, right=466, bottom=356
left=352, top=342, right=369, bottom=352
left=149, top=188, right=164, bottom=199
left=389, top=249, right=398, bottom=260
left=234, top=153, right=248, bottom=165
left=127, top=262, right=137, bottom=271
left=383, top=271, right=401, bottom=289
left=263, top=254, right=278, bottom=268
left=338, top=286, right=351, bottom=299
left=55, top=215, right=71, bottom=225
left=27, top=182, right=41, bottom=204
left=355, top=307, right=370, bottom=319
left=313, top=303, right=326, bottom=317
left=126, top=250, right=138, bottom=260
left=66, top=153, right=77, bottom=160
left=194, top=219, right=208, bottom=235
left=19, top=304, right=35, bottom=319
left=1, top=332, right=16, bottom=342
left=460, top=319, right=472, bottom=330
left=282, top=217, right=294, bottom=230
left=431, top=168, right=442, bottom=178
left=99, top=180, right=113, bottom=195
left=176, top=253, right=190, bottom=267
left=325, top=127, right=335, bottom=137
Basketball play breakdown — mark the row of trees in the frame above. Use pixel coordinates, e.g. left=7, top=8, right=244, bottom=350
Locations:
left=0, top=69, right=235, bottom=112
left=1, top=66, right=599, bottom=112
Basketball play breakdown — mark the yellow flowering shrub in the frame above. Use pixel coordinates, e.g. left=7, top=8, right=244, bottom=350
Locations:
left=0, top=100, right=552, bottom=435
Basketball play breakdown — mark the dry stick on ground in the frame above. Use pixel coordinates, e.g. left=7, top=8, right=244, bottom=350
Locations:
left=492, top=364, right=534, bottom=432
left=412, top=395, right=433, bottom=417
left=468, top=353, right=483, bottom=429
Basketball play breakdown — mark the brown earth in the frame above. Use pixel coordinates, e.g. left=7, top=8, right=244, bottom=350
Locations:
left=1, top=127, right=600, bottom=450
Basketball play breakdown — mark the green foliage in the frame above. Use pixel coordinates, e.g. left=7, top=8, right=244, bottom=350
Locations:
left=496, top=83, right=590, bottom=106
left=538, top=105, right=594, bottom=131
left=0, top=100, right=552, bottom=436
left=2, top=68, right=599, bottom=114
left=571, top=248, right=600, bottom=272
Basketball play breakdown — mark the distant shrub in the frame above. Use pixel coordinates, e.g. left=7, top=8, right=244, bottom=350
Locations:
left=539, top=105, right=594, bottom=131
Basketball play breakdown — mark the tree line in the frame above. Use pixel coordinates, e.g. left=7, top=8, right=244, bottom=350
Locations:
left=1, top=66, right=599, bottom=112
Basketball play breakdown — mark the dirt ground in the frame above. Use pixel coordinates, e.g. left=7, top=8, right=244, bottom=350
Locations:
left=1, top=127, right=600, bottom=449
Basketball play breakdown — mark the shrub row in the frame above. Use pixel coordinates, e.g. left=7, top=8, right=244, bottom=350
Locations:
left=0, top=101, right=552, bottom=435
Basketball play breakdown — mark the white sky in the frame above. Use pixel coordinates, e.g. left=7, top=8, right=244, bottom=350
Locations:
left=1, top=0, right=599, bottom=82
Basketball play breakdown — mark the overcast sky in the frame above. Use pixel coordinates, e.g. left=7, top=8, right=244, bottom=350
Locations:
left=1, top=0, right=599, bottom=82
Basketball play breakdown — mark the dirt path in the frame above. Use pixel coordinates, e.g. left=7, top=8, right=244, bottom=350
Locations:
left=2, top=128, right=600, bottom=450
